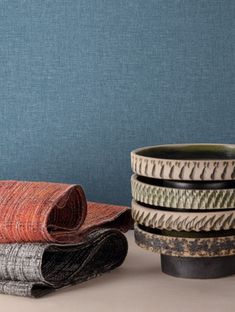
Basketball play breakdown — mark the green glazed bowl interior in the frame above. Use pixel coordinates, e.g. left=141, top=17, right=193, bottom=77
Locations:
left=134, top=144, right=235, bottom=160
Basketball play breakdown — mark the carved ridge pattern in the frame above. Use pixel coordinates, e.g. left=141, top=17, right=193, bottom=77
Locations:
left=131, top=154, right=235, bottom=181
left=134, top=223, right=235, bottom=257
left=131, top=174, right=235, bottom=209
left=132, top=200, right=235, bottom=231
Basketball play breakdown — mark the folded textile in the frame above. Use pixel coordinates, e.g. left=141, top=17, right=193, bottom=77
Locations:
left=0, top=229, right=128, bottom=298
left=0, top=180, right=131, bottom=243
left=0, top=181, right=132, bottom=297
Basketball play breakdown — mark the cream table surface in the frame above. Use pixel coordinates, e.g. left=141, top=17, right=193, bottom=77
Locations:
left=0, top=231, right=234, bottom=312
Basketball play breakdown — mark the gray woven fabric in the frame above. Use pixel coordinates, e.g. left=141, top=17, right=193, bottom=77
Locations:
left=0, top=229, right=128, bottom=298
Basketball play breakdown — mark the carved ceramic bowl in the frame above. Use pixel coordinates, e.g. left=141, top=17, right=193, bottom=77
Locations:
left=131, top=144, right=235, bottom=181
left=132, top=200, right=235, bottom=232
left=131, top=174, right=235, bottom=210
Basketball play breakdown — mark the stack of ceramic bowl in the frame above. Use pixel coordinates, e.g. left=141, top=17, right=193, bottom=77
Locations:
left=131, top=144, right=235, bottom=279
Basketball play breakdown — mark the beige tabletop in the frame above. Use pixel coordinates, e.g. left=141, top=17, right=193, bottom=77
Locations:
left=0, top=231, right=234, bottom=312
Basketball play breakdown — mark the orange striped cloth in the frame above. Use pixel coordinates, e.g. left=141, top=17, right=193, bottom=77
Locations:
left=0, top=180, right=131, bottom=243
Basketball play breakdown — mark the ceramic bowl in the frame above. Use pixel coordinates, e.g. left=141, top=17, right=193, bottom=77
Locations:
left=131, top=174, right=235, bottom=209
left=132, top=200, right=235, bottom=232
left=134, top=223, right=235, bottom=257
left=136, top=221, right=235, bottom=278
left=131, top=144, right=235, bottom=181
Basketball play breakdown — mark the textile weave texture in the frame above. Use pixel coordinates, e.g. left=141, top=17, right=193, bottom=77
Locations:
left=0, top=180, right=131, bottom=243
left=0, top=180, right=131, bottom=297
left=0, top=229, right=128, bottom=298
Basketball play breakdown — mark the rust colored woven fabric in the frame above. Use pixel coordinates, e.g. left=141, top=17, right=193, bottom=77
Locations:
left=0, top=180, right=131, bottom=243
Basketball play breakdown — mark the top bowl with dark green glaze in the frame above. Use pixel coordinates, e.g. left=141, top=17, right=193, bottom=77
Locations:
left=131, top=144, right=235, bottom=181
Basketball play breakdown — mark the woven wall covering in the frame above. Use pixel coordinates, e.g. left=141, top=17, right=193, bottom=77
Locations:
left=0, top=180, right=131, bottom=297
left=0, top=1, right=234, bottom=205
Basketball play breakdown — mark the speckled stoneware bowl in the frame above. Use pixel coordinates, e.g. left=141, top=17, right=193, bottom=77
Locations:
left=131, top=144, right=235, bottom=181
left=134, top=223, right=235, bottom=258
left=134, top=224, right=235, bottom=278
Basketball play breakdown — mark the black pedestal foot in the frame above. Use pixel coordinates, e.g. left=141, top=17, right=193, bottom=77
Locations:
left=161, top=254, right=235, bottom=279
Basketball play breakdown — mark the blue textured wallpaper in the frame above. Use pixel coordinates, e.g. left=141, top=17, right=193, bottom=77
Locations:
left=0, top=0, right=234, bottom=205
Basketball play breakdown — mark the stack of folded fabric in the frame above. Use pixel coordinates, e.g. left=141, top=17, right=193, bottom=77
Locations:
left=0, top=181, right=132, bottom=297
left=131, top=144, right=235, bottom=279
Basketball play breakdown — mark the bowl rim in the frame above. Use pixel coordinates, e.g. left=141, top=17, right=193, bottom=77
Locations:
left=131, top=143, right=235, bottom=162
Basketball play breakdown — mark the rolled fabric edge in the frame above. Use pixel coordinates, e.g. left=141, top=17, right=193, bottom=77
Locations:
left=45, top=184, right=87, bottom=243
left=0, top=181, right=87, bottom=243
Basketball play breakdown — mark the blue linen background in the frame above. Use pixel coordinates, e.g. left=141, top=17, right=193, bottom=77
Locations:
left=0, top=0, right=234, bottom=205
